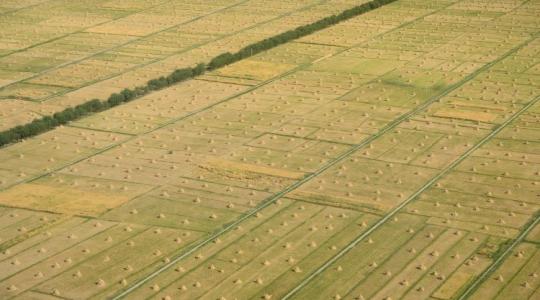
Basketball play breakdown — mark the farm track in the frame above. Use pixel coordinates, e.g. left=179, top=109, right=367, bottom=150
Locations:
left=2, top=1, right=537, bottom=298
left=0, top=0, right=184, bottom=60
left=110, top=1, right=540, bottom=298
left=133, top=201, right=317, bottom=300
left=456, top=215, right=540, bottom=300
left=282, top=91, right=540, bottom=299
left=0, top=0, right=442, bottom=196
left=0, top=0, right=329, bottom=96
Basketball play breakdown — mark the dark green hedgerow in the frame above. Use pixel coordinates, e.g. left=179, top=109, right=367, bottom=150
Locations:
left=0, top=0, right=397, bottom=147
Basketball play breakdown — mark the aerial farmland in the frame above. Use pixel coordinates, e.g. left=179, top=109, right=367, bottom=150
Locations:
left=0, top=0, right=538, bottom=299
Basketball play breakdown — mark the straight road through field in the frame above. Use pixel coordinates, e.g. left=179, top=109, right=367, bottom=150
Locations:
left=0, top=0, right=452, bottom=197
left=110, top=2, right=470, bottom=299
left=0, top=0, right=323, bottom=93
left=457, top=215, right=540, bottom=300
left=111, top=4, right=540, bottom=299
left=1, top=1, right=538, bottom=299
left=282, top=92, right=540, bottom=299
left=0, top=0, right=183, bottom=60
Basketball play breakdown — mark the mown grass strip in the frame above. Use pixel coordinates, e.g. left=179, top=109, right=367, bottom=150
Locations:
left=456, top=212, right=540, bottom=300
left=0, top=0, right=397, bottom=148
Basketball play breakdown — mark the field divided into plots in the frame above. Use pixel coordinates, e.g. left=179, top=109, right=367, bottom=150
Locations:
left=0, top=0, right=377, bottom=131
left=0, top=0, right=539, bottom=299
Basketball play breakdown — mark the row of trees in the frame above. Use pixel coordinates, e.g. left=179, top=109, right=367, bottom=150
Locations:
left=0, top=0, right=396, bottom=147
left=0, top=63, right=207, bottom=146
left=208, top=0, right=397, bottom=69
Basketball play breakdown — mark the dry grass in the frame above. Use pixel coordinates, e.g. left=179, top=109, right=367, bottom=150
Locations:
left=0, top=183, right=129, bottom=216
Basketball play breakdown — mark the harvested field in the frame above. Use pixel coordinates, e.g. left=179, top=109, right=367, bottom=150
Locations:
left=0, top=0, right=539, bottom=299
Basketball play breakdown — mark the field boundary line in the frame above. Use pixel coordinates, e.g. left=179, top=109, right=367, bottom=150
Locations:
left=113, top=2, right=529, bottom=298
left=1, top=224, right=147, bottom=299
left=158, top=203, right=330, bottom=300
left=0, top=0, right=327, bottom=95
left=0, top=0, right=55, bottom=16
left=457, top=214, right=540, bottom=300
left=281, top=91, right=540, bottom=299
left=0, top=0, right=184, bottom=61
left=0, top=0, right=399, bottom=147
left=106, top=200, right=299, bottom=300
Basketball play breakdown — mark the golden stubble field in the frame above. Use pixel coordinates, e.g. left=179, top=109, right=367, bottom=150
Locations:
left=0, top=0, right=539, bottom=299
left=0, top=0, right=374, bottom=131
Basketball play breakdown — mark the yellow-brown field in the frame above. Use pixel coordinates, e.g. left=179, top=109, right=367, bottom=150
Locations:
left=0, top=0, right=539, bottom=299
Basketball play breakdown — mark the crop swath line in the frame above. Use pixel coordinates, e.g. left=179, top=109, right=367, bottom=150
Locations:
left=0, top=0, right=443, bottom=194
left=0, top=0, right=331, bottom=96
left=457, top=214, right=540, bottom=300
left=0, top=0, right=184, bottom=61
left=109, top=5, right=473, bottom=300
left=0, top=0, right=253, bottom=90
left=281, top=96, right=540, bottom=299
left=115, top=4, right=540, bottom=300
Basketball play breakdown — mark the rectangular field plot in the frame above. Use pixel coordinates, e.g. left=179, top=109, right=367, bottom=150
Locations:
left=0, top=219, right=116, bottom=283
left=0, top=220, right=142, bottom=298
left=118, top=200, right=378, bottom=300
left=86, top=197, right=295, bottom=300
left=0, top=209, right=67, bottom=250
left=71, top=79, right=246, bottom=135
left=469, top=242, right=539, bottom=300
left=254, top=42, right=345, bottom=66
left=288, top=157, right=439, bottom=213
left=0, top=83, right=68, bottom=101
left=0, top=126, right=130, bottom=190
left=403, top=101, right=540, bottom=234
left=0, top=0, right=379, bottom=111
left=26, top=60, right=136, bottom=88
left=197, top=207, right=372, bottom=300
left=30, top=224, right=203, bottom=300
left=288, top=214, right=498, bottom=300
left=0, top=173, right=154, bottom=217
left=101, top=181, right=273, bottom=232
left=0, top=1, right=538, bottom=299
left=0, top=99, right=62, bottom=132
left=212, top=59, right=296, bottom=82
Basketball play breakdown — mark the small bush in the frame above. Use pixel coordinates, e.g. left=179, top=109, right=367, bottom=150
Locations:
left=107, top=93, right=125, bottom=107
